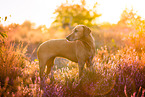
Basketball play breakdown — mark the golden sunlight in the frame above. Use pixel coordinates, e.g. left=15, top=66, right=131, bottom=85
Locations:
left=97, top=0, right=145, bottom=24
left=0, top=0, right=145, bottom=27
left=1, top=0, right=145, bottom=97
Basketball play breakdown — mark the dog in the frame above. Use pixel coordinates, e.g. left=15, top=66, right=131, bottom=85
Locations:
left=37, top=25, right=96, bottom=80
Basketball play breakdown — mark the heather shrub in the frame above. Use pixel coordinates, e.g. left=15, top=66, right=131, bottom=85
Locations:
left=95, top=46, right=145, bottom=96
left=1, top=42, right=145, bottom=96
left=24, top=46, right=144, bottom=97
left=1, top=18, right=145, bottom=96
left=0, top=41, right=41, bottom=96
left=0, top=39, right=28, bottom=95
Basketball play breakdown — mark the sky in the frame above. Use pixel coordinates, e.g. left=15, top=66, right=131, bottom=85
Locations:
left=0, top=0, right=145, bottom=28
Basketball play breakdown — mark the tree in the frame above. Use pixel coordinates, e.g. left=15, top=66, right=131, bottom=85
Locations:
left=118, top=8, right=145, bottom=51
left=118, top=8, right=141, bottom=27
left=52, top=1, right=100, bottom=27
left=21, top=21, right=35, bottom=30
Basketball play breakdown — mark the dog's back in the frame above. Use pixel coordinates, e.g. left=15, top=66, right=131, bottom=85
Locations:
left=37, top=39, right=78, bottom=63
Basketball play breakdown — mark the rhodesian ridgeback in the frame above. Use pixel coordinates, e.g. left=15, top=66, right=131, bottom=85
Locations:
left=37, top=25, right=96, bottom=80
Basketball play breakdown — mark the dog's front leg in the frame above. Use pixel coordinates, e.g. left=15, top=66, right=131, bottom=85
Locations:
left=78, top=61, right=85, bottom=78
left=86, top=56, right=93, bottom=68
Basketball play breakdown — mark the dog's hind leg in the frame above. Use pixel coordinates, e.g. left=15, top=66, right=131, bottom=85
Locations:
left=39, top=59, right=47, bottom=80
left=38, top=58, right=48, bottom=90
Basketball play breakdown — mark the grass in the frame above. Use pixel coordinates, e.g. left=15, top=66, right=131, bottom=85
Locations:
left=1, top=41, right=145, bottom=96
left=0, top=22, right=145, bottom=96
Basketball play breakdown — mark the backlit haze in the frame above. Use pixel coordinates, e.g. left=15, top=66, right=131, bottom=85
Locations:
left=1, top=0, right=145, bottom=28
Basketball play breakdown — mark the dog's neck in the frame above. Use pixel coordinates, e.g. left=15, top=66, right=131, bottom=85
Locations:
left=80, top=33, right=95, bottom=52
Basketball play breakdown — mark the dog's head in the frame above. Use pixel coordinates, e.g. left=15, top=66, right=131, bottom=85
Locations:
left=66, top=25, right=91, bottom=41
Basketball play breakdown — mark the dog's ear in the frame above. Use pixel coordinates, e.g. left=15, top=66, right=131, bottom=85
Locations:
left=83, top=25, right=91, bottom=36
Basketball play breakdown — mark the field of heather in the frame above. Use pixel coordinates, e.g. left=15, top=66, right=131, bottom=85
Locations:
left=1, top=19, right=145, bottom=97
left=1, top=2, right=145, bottom=96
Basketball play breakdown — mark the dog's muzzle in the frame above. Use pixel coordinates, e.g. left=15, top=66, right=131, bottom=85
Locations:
left=66, top=35, right=72, bottom=41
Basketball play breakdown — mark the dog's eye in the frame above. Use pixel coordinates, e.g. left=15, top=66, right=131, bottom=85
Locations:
left=74, top=29, right=78, bottom=33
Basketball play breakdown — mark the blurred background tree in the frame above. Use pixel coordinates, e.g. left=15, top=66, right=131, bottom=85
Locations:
left=118, top=8, right=141, bottom=28
left=52, top=0, right=100, bottom=28
left=21, top=21, right=35, bottom=30
left=118, top=8, right=145, bottom=52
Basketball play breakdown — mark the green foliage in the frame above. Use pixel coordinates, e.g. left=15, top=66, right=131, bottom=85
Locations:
left=0, top=31, right=7, bottom=38
left=0, top=16, right=8, bottom=39
left=53, top=3, right=100, bottom=27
